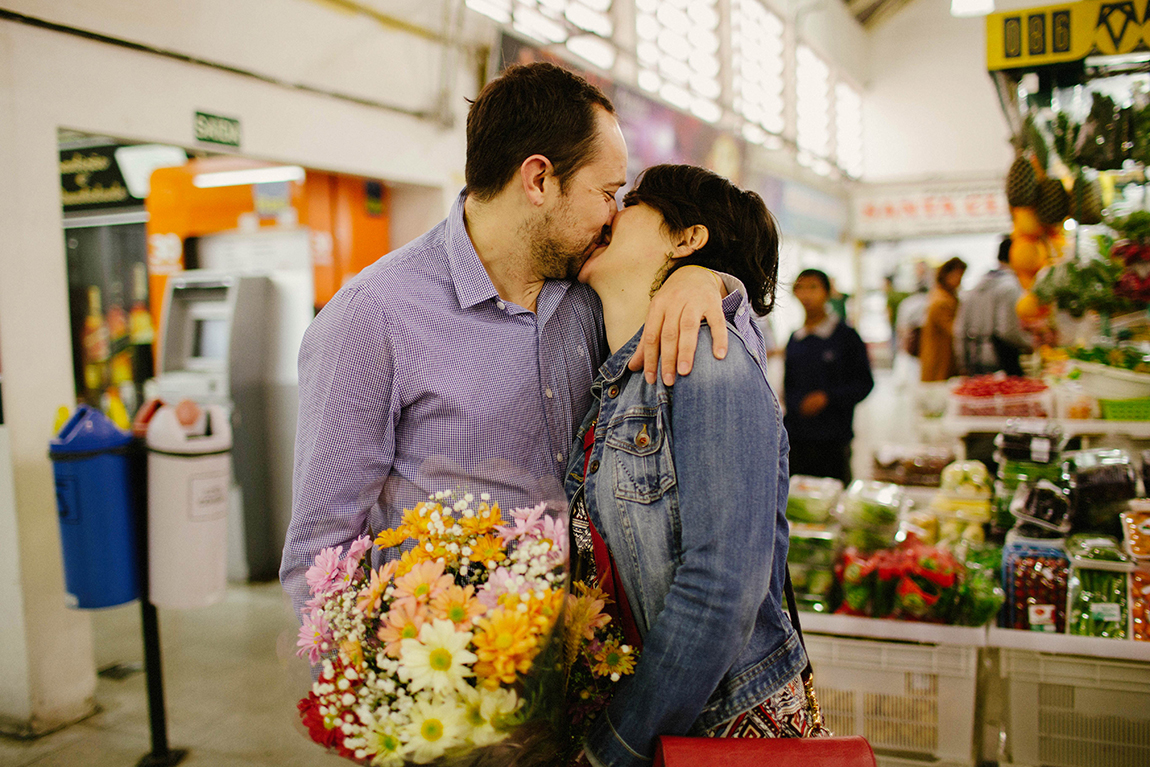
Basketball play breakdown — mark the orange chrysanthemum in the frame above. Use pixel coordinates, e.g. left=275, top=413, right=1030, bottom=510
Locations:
left=355, top=561, right=398, bottom=617
left=377, top=601, right=428, bottom=658
left=472, top=607, right=540, bottom=688
left=430, top=584, right=487, bottom=630
left=374, top=527, right=409, bottom=550
left=396, top=547, right=429, bottom=576
left=592, top=638, right=636, bottom=678
left=393, top=560, right=453, bottom=609
left=468, top=534, right=506, bottom=565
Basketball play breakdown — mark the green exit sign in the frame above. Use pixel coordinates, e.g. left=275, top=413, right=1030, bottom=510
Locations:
left=194, top=111, right=241, bottom=147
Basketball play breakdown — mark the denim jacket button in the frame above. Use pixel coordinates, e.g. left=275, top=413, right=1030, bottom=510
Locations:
left=607, top=385, right=620, bottom=399
left=635, top=425, right=650, bottom=447
left=588, top=459, right=600, bottom=474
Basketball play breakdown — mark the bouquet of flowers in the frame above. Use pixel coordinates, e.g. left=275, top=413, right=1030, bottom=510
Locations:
left=295, top=491, right=636, bottom=766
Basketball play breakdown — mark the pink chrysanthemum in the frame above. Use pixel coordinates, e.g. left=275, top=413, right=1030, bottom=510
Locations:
left=342, top=535, right=373, bottom=579
left=296, top=608, right=331, bottom=665
left=495, top=502, right=549, bottom=543
left=476, top=566, right=524, bottom=609
left=305, top=545, right=345, bottom=595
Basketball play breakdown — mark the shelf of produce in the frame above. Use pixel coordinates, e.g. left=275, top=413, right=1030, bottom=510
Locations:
left=941, top=416, right=1150, bottom=439
left=987, top=626, right=1150, bottom=662
left=801, top=612, right=988, bottom=647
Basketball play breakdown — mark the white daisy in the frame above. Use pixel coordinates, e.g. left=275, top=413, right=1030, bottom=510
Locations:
left=401, top=694, right=467, bottom=763
left=460, top=685, right=520, bottom=747
left=398, top=619, right=477, bottom=695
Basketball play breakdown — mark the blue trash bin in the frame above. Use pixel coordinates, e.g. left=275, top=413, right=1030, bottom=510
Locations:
left=49, top=405, right=140, bottom=609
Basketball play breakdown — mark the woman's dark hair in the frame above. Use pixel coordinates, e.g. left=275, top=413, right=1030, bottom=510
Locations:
left=937, top=256, right=968, bottom=287
left=623, top=165, right=780, bottom=316
left=794, top=268, right=831, bottom=293
left=998, top=236, right=1013, bottom=263
left=465, top=63, right=615, bottom=202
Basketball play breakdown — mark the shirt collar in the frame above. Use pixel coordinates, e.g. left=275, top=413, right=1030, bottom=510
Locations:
left=793, top=313, right=838, bottom=341
left=444, top=189, right=500, bottom=310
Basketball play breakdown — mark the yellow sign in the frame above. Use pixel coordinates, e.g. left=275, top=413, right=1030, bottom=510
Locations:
left=987, top=0, right=1150, bottom=71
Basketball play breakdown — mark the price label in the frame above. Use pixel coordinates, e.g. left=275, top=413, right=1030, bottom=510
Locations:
left=1029, top=604, right=1058, bottom=631
left=1090, top=602, right=1122, bottom=622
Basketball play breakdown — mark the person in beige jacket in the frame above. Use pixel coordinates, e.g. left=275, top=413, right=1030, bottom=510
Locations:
left=920, top=256, right=967, bottom=382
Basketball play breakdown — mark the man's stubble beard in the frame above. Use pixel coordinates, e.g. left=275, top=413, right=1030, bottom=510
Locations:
left=527, top=200, right=593, bottom=282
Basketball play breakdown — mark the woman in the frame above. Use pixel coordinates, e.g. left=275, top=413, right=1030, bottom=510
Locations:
left=564, top=165, right=824, bottom=767
left=919, top=256, right=967, bottom=382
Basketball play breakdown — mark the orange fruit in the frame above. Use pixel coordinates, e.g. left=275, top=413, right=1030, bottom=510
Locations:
left=1012, top=207, right=1045, bottom=237
left=1016, top=290, right=1047, bottom=322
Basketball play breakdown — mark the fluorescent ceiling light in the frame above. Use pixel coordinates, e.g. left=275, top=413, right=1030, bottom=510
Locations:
left=193, top=166, right=305, bottom=188
left=951, top=0, right=994, bottom=16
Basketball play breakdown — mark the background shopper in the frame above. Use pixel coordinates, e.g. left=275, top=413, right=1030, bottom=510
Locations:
left=784, top=268, right=874, bottom=484
left=919, top=256, right=967, bottom=382
left=954, top=237, right=1030, bottom=376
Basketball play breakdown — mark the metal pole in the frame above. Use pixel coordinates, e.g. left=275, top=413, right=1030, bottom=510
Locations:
left=132, top=440, right=187, bottom=767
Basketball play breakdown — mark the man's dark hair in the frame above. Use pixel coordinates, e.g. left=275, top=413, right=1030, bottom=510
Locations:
left=624, top=164, right=780, bottom=316
left=998, top=236, right=1013, bottom=263
left=795, top=268, right=831, bottom=294
left=465, top=63, right=615, bottom=201
left=937, top=256, right=967, bottom=285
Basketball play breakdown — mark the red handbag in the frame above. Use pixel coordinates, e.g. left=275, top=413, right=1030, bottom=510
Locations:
left=654, top=735, right=876, bottom=767
left=653, top=569, right=877, bottom=767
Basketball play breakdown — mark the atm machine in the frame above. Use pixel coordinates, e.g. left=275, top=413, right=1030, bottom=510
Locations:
left=152, top=273, right=274, bottom=580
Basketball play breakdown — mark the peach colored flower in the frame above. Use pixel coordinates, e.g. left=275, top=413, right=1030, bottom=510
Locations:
left=377, top=601, right=429, bottom=658
left=356, top=561, right=398, bottom=617
left=430, top=584, right=486, bottom=630
left=472, top=607, right=540, bottom=688
left=393, top=560, right=453, bottom=610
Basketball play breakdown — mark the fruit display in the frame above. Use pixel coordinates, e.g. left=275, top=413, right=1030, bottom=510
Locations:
left=786, top=475, right=843, bottom=524
left=994, top=423, right=1064, bottom=464
left=1031, top=252, right=1135, bottom=318
left=1066, top=535, right=1132, bottom=639
left=1002, top=534, right=1070, bottom=632
left=1010, top=479, right=1073, bottom=534
left=1104, top=212, right=1150, bottom=307
left=1067, top=343, right=1150, bottom=373
left=1132, top=568, right=1150, bottom=641
left=1064, top=449, right=1138, bottom=536
left=950, top=375, right=1051, bottom=417
left=940, top=460, right=992, bottom=496
left=1121, top=508, right=1150, bottom=559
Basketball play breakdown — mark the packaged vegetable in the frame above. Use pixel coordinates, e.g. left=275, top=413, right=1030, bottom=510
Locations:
left=1067, top=535, right=1132, bottom=638
left=994, top=423, right=1064, bottom=464
left=1010, top=480, right=1073, bottom=533
left=1132, top=568, right=1150, bottom=641
left=838, top=480, right=906, bottom=528
left=953, top=559, right=1005, bottom=627
left=1121, top=508, right=1150, bottom=559
left=835, top=548, right=876, bottom=616
left=787, top=524, right=839, bottom=568
left=872, top=445, right=955, bottom=487
left=786, top=476, right=843, bottom=524
left=992, top=457, right=1067, bottom=537
left=1063, top=449, right=1138, bottom=537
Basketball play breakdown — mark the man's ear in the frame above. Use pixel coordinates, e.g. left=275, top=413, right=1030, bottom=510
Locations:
left=519, top=154, right=554, bottom=206
left=674, top=224, right=709, bottom=256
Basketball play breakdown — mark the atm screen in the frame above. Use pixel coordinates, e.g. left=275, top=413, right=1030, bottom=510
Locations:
left=192, top=318, right=228, bottom=359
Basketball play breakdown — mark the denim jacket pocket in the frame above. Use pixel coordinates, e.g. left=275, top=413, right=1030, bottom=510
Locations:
left=607, top=407, right=676, bottom=503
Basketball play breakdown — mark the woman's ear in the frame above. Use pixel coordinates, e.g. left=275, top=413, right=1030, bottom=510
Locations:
left=674, top=224, right=709, bottom=256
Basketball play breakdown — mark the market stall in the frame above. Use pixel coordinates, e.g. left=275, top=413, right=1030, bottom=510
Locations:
left=798, top=6, right=1150, bottom=765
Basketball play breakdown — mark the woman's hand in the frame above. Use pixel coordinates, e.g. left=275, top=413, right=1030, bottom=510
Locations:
left=628, top=266, right=729, bottom=386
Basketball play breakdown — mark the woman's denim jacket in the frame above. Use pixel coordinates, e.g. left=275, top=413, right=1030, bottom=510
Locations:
left=564, top=321, right=807, bottom=767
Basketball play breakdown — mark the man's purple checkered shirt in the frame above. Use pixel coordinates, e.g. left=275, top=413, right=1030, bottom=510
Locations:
left=280, top=192, right=753, bottom=618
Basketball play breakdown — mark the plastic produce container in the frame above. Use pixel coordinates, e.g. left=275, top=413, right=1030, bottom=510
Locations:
left=1001, top=531, right=1069, bottom=633
left=1065, top=535, right=1132, bottom=639
left=836, top=480, right=906, bottom=552
left=785, top=476, right=843, bottom=524
left=146, top=403, right=232, bottom=609
left=49, top=405, right=140, bottom=609
left=1063, top=448, right=1138, bottom=537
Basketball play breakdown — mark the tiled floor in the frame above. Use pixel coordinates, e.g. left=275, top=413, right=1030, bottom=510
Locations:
left=1, top=369, right=917, bottom=766
left=0, top=582, right=346, bottom=767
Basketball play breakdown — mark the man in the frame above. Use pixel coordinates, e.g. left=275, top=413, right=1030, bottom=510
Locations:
left=280, top=63, right=755, bottom=618
left=954, top=236, right=1030, bottom=377
left=783, top=268, right=873, bottom=485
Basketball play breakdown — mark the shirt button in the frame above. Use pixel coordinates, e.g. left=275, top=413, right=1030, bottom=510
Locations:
left=496, top=301, right=506, bottom=310
left=556, top=452, right=564, bottom=462
left=545, top=388, right=553, bottom=399
left=588, top=459, right=600, bottom=474
left=607, top=385, right=620, bottom=399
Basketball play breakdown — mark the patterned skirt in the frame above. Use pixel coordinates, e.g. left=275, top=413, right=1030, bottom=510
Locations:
left=703, top=673, right=832, bottom=739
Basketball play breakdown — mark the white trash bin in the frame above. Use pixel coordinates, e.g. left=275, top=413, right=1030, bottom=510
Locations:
left=146, top=403, right=232, bottom=609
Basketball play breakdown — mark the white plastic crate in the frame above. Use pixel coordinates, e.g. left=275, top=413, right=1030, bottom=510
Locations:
left=805, top=634, right=979, bottom=766
left=1002, top=649, right=1150, bottom=767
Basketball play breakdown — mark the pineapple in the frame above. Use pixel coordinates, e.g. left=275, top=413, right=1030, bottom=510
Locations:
left=1006, top=156, right=1038, bottom=208
left=1073, top=172, right=1103, bottom=225
left=1036, top=177, right=1070, bottom=225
